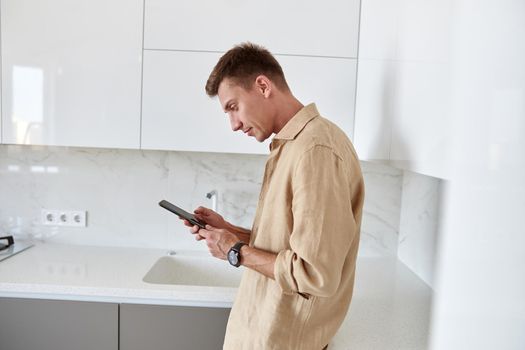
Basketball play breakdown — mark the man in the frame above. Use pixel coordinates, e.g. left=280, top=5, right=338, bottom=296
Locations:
left=181, top=42, right=365, bottom=349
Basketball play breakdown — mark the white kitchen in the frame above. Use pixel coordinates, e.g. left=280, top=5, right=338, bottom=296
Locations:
left=0, top=0, right=524, bottom=349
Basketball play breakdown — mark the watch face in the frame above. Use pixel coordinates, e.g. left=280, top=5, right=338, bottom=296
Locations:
left=228, top=250, right=238, bottom=266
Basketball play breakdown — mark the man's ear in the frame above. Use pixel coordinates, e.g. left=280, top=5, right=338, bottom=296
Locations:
left=254, top=75, right=272, bottom=98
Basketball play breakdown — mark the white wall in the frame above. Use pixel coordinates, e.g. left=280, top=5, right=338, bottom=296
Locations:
left=357, top=0, right=525, bottom=348
left=430, top=1, right=525, bottom=349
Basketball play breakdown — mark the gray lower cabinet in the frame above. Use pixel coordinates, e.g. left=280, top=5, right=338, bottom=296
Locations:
left=0, top=297, right=118, bottom=350
left=119, top=303, right=231, bottom=350
left=0, top=298, right=230, bottom=350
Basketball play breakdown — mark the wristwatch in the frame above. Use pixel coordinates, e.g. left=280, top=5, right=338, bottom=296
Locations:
left=227, top=241, right=247, bottom=267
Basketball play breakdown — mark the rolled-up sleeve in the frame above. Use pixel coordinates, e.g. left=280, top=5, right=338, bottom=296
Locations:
left=274, top=145, right=358, bottom=298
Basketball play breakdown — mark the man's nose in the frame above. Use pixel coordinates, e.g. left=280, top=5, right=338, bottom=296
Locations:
left=229, top=115, right=242, bottom=132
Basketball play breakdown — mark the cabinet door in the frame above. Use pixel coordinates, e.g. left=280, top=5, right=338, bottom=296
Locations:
left=388, top=60, right=451, bottom=179
left=354, top=59, right=395, bottom=160
left=0, top=297, right=118, bottom=350
left=120, top=303, right=231, bottom=350
left=141, top=50, right=356, bottom=154
left=140, top=50, right=269, bottom=154
left=144, top=0, right=360, bottom=58
left=354, top=0, right=452, bottom=179
left=1, top=0, right=143, bottom=149
left=0, top=41, right=2, bottom=144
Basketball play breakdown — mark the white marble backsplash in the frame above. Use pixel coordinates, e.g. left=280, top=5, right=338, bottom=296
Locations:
left=0, top=145, right=439, bottom=262
left=397, top=171, right=442, bottom=288
left=358, top=162, right=403, bottom=257
left=0, top=145, right=265, bottom=252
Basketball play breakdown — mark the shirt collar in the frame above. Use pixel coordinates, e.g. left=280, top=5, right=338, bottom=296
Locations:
left=273, top=103, right=319, bottom=141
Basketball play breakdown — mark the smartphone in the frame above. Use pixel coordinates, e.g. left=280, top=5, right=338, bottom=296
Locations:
left=158, top=200, right=206, bottom=229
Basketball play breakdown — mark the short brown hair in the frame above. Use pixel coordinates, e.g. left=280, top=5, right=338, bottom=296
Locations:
left=205, top=42, right=289, bottom=97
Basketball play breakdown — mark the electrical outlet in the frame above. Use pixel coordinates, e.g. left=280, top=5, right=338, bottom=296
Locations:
left=41, top=209, right=87, bottom=227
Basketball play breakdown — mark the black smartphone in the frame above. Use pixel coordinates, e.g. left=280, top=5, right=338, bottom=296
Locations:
left=158, top=200, right=206, bottom=229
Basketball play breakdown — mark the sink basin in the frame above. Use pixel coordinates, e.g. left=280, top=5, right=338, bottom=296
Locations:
left=143, top=253, right=244, bottom=287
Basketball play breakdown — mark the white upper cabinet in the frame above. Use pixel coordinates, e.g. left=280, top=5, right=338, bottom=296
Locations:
left=0, top=42, right=2, bottom=144
left=144, top=0, right=361, bottom=58
left=1, top=0, right=143, bottom=148
left=141, top=51, right=356, bottom=154
left=141, top=50, right=269, bottom=154
left=354, top=0, right=452, bottom=179
left=281, top=56, right=357, bottom=138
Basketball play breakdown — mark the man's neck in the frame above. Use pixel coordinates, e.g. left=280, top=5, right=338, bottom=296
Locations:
left=273, top=96, right=304, bottom=134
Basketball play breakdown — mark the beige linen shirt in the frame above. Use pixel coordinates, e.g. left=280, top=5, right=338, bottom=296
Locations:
left=223, top=103, right=365, bottom=350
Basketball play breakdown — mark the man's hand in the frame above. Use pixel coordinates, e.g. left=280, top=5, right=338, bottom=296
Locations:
left=194, top=206, right=228, bottom=229
left=184, top=221, right=276, bottom=278
left=198, top=225, right=239, bottom=260
left=180, top=206, right=228, bottom=241
left=181, top=206, right=251, bottom=243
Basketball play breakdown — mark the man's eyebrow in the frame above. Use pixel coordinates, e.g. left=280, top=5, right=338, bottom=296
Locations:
left=223, top=100, right=233, bottom=112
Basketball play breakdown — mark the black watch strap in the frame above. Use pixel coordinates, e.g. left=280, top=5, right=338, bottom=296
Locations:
left=228, top=241, right=247, bottom=267
left=231, top=241, right=247, bottom=253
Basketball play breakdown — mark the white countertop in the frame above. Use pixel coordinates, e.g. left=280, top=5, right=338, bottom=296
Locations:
left=0, top=242, right=238, bottom=307
left=332, top=258, right=433, bottom=349
left=0, top=242, right=432, bottom=349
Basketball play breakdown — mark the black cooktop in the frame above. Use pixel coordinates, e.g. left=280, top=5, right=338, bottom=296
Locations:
left=0, top=235, right=33, bottom=262
left=0, top=235, right=14, bottom=251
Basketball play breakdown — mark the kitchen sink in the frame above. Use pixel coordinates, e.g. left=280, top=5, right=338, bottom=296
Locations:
left=142, top=253, right=244, bottom=287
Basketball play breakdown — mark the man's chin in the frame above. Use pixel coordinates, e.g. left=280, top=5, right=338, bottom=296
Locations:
left=247, top=131, right=271, bottom=143
left=254, top=134, right=269, bottom=143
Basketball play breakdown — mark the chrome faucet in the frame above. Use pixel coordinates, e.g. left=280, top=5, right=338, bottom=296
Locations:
left=206, top=190, right=219, bottom=212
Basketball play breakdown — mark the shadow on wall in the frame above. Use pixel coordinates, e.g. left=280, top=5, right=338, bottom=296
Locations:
left=358, top=60, right=413, bottom=170
left=387, top=62, right=412, bottom=169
